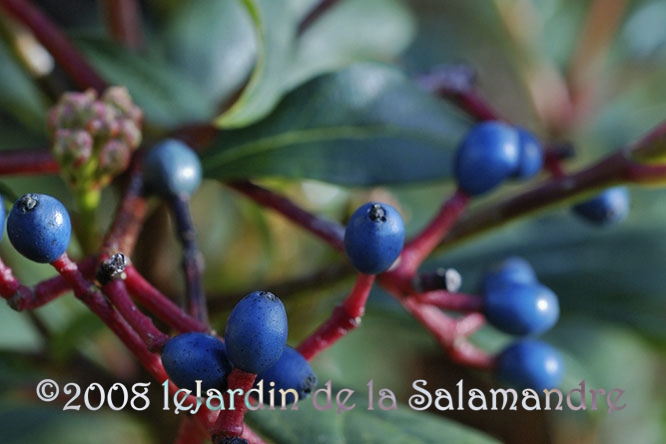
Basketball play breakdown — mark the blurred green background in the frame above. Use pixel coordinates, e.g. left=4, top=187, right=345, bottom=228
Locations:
left=2, top=0, right=666, bottom=443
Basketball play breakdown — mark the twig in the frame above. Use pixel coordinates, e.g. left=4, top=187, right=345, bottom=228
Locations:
left=0, top=149, right=59, bottom=176
left=101, top=0, right=143, bottom=50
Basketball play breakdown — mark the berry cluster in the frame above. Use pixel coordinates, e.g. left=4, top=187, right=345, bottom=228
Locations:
left=454, top=121, right=543, bottom=196
left=161, top=291, right=317, bottom=408
left=481, top=257, right=564, bottom=391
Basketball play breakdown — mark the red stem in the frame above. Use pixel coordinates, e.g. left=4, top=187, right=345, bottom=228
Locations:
left=297, top=273, right=375, bottom=361
left=228, top=181, right=345, bottom=251
left=0, top=0, right=107, bottom=92
left=124, top=266, right=208, bottom=333
left=416, top=290, right=484, bottom=313
left=102, top=279, right=169, bottom=351
left=99, top=162, right=148, bottom=261
left=50, top=254, right=164, bottom=376
left=212, top=369, right=257, bottom=441
left=0, top=149, right=59, bottom=176
left=102, top=0, right=143, bottom=50
left=392, top=190, right=469, bottom=285
left=401, top=297, right=494, bottom=369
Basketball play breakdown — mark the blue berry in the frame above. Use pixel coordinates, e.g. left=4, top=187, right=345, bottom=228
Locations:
left=7, top=194, right=71, bottom=263
left=344, top=202, right=405, bottom=274
left=454, top=121, right=520, bottom=195
left=254, top=346, right=317, bottom=405
left=572, top=186, right=630, bottom=226
left=225, top=291, right=288, bottom=374
left=482, top=256, right=537, bottom=293
left=496, top=339, right=564, bottom=391
left=512, top=128, right=543, bottom=179
left=484, top=282, right=559, bottom=336
left=161, top=332, right=232, bottom=392
left=143, top=139, right=202, bottom=198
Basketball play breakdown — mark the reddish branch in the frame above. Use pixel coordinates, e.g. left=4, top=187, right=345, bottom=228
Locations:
left=101, top=0, right=143, bottom=50
left=298, top=273, right=375, bottom=361
left=0, top=149, right=59, bottom=176
left=228, top=181, right=345, bottom=251
left=0, top=0, right=107, bottom=92
left=211, top=369, right=257, bottom=442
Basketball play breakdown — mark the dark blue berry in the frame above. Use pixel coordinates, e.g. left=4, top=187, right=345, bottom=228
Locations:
left=572, top=186, right=630, bottom=226
left=225, top=291, right=288, bottom=374
left=513, top=128, right=543, bottom=179
left=484, top=282, right=559, bottom=336
left=7, top=194, right=71, bottom=263
left=344, top=202, right=405, bottom=274
left=161, top=332, right=232, bottom=393
left=254, top=346, right=317, bottom=405
left=454, top=121, right=520, bottom=195
left=496, top=339, right=564, bottom=391
left=482, top=256, right=537, bottom=293
left=143, top=139, right=202, bottom=198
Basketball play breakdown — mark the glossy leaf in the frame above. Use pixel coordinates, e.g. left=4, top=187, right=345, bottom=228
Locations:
left=203, top=63, right=471, bottom=186
left=287, top=0, right=416, bottom=88
left=159, top=0, right=257, bottom=105
left=214, top=0, right=296, bottom=128
left=73, top=36, right=217, bottom=128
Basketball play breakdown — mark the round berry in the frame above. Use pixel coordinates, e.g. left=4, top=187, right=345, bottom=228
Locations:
left=454, top=121, right=520, bottom=195
left=254, top=346, right=317, bottom=405
left=161, top=332, right=232, bottom=393
left=484, top=282, right=559, bottom=336
left=512, top=128, right=543, bottom=179
left=344, top=202, right=405, bottom=274
left=225, top=291, right=288, bottom=374
left=7, top=194, right=71, bottom=263
left=572, top=186, right=630, bottom=226
left=496, top=339, right=564, bottom=391
left=482, top=256, right=537, bottom=293
left=143, top=139, right=202, bottom=198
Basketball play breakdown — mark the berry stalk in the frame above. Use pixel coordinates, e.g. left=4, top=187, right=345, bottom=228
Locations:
left=211, top=369, right=257, bottom=442
left=169, top=194, right=208, bottom=324
left=0, top=149, right=59, bottom=176
left=124, top=265, right=208, bottom=333
left=102, top=279, right=169, bottom=351
left=101, top=0, right=143, bottom=50
left=297, top=273, right=375, bottom=361
left=228, top=181, right=345, bottom=252
left=415, top=290, right=484, bottom=313
left=50, top=254, right=165, bottom=376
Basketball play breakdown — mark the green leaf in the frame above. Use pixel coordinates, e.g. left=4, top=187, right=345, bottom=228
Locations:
left=214, top=0, right=296, bottom=128
left=73, top=35, right=217, bottom=128
left=202, top=63, right=471, bottom=186
left=246, top=390, right=500, bottom=444
left=159, top=0, right=257, bottom=105
left=287, top=0, right=416, bottom=89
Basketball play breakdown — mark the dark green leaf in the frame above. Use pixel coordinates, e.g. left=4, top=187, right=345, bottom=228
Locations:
left=287, top=0, right=415, bottom=89
left=246, top=389, right=500, bottom=444
left=73, top=35, right=217, bottom=128
left=203, top=63, right=471, bottom=186
left=159, top=0, right=257, bottom=105
left=214, top=0, right=296, bottom=128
